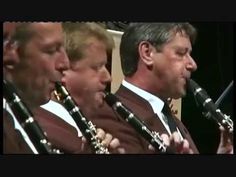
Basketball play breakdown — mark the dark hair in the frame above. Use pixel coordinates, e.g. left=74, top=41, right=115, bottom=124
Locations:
left=120, top=23, right=197, bottom=76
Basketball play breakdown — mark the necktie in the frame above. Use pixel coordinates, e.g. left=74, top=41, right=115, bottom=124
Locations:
left=162, top=103, right=178, bottom=133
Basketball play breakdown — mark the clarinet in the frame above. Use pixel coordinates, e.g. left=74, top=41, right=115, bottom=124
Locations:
left=54, top=82, right=109, bottom=154
left=104, top=92, right=175, bottom=154
left=3, top=79, right=62, bottom=154
left=187, top=79, right=233, bottom=133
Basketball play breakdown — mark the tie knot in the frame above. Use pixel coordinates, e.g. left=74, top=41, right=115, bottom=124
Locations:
left=162, top=103, right=172, bottom=116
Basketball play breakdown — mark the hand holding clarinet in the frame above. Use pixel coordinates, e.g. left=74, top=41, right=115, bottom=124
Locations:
left=187, top=79, right=233, bottom=154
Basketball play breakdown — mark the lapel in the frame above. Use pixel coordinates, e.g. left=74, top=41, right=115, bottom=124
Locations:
left=116, top=85, right=199, bottom=153
left=116, top=85, right=170, bottom=135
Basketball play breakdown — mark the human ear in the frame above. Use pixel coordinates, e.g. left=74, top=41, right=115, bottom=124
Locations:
left=138, top=41, right=155, bottom=66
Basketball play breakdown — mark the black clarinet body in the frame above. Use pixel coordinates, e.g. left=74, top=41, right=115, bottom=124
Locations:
left=3, top=79, right=62, bottom=154
left=104, top=92, right=175, bottom=154
left=187, top=79, right=233, bottom=133
left=54, top=82, right=109, bottom=154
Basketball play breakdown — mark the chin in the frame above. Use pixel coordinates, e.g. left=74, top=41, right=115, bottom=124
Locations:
left=43, top=94, right=51, bottom=104
left=41, top=98, right=50, bottom=106
left=179, top=90, right=187, bottom=98
left=96, top=98, right=104, bottom=107
left=95, top=93, right=104, bottom=104
left=172, top=90, right=186, bottom=99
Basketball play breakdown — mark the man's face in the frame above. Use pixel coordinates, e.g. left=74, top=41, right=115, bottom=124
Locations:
left=62, top=38, right=111, bottom=110
left=152, top=32, right=197, bottom=99
left=11, top=23, right=69, bottom=108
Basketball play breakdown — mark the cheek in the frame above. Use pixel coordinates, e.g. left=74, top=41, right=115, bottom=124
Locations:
left=70, top=73, right=90, bottom=94
left=171, top=63, right=184, bottom=76
left=43, top=63, right=54, bottom=77
left=80, top=71, right=99, bottom=89
left=29, top=58, right=52, bottom=76
left=67, top=75, right=80, bottom=90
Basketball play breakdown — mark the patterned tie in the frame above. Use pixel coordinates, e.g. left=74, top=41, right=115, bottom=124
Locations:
left=162, top=103, right=178, bottom=133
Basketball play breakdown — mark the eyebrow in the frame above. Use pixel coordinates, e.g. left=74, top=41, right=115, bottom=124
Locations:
left=174, top=46, right=192, bottom=53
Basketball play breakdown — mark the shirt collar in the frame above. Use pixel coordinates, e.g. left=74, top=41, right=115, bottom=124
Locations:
left=122, top=80, right=164, bottom=115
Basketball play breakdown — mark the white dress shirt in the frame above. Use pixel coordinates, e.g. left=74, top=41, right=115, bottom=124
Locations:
left=122, top=80, right=183, bottom=140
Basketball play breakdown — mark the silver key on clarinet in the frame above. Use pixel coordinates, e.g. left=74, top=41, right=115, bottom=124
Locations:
left=54, top=82, right=110, bottom=154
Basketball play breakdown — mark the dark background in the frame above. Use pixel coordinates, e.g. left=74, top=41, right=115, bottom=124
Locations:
left=182, top=22, right=234, bottom=153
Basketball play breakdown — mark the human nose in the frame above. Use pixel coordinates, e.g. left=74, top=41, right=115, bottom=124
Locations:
left=187, top=55, right=197, bottom=72
left=101, top=66, right=112, bottom=84
left=56, top=48, right=70, bottom=73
